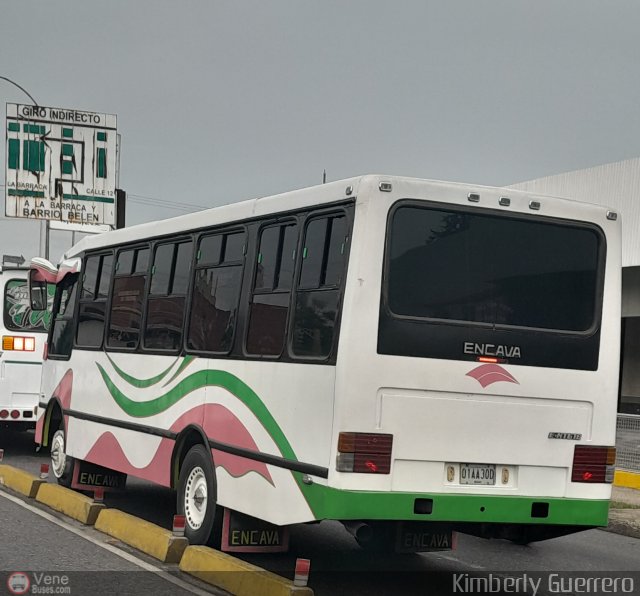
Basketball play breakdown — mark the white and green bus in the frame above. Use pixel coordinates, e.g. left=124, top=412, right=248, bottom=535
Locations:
left=31, top=175, right=620, bottom=550
left=0, top=260, right=53, bottom=431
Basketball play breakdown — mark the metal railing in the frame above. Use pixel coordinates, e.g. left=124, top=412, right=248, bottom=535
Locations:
left=616, top=414, right=640, bottom=472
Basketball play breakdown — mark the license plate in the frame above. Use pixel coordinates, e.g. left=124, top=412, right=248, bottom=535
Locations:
left=460, top=463, right=496, bottom=485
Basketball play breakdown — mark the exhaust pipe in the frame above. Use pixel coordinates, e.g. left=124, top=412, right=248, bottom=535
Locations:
left=343, top=521, right=374, bottom=545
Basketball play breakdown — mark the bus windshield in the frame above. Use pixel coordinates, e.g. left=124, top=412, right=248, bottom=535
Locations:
left=387, top=204, right=603, bottom=332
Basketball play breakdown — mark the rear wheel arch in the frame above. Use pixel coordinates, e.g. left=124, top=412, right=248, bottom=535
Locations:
left=42, top=398, right=64, bottom=448
left=171, top=424, right=212, bottom=489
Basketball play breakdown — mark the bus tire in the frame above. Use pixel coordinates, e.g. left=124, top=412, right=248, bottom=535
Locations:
left=50, top=427, right=74, bottom=488
left=177, top=445, right=218, bottom=546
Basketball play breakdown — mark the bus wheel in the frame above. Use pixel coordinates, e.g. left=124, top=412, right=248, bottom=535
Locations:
left=177, top=445, right=217, bottom=545
left=50, top=427, right=74, bottom=487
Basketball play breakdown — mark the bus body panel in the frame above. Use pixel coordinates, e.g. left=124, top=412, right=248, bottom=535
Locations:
left=41, top=351, right=334, bottom=525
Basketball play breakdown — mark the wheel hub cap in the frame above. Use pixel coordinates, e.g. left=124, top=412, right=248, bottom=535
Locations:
left=51, top=433, right=66, bottom=478
left=184, top=466, right=208, bottom=529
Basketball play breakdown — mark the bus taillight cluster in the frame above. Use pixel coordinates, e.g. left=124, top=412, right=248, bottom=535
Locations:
left=0, top=409, right=26, bottom=419
left=571, top=446, right=616, bottom=483
left=2, top=335, right=36, bottom=351
left=336, top=432, right=393, bottom=474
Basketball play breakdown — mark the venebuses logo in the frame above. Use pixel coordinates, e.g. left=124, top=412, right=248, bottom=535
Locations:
left=7, top=572, right=30, bottom=595
left=7, top=572, right=71, bottom=595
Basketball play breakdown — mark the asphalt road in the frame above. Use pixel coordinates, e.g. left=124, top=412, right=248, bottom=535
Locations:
left=0, top=487, right=220, bottom=596
left=2, top=428, right=640, bottom=596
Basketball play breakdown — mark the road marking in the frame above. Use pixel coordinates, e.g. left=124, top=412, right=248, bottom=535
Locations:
left=0, top=488, right=215, bottom=596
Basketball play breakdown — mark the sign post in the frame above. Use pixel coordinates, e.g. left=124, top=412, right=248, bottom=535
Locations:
left=5, top=103, right=118, bottom=228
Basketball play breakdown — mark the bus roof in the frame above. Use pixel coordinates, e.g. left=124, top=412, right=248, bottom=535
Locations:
left=64, top=174, right=616, bottom=258
left=66, top=176, right=366, bottom=257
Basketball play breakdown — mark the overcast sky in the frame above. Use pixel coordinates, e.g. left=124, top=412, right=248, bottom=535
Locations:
left=2, top=0, right=640, bottom=262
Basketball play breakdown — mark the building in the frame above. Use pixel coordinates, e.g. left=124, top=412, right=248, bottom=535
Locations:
left=508, top=157, right=640, bottom=416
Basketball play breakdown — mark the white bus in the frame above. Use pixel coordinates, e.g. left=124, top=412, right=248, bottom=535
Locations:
left=31, top=175, right=620, bottom=549
left=0, top=259, right=52, bottom=430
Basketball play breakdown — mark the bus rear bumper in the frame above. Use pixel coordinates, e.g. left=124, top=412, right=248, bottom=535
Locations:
left=302, top=485, right=610, bottom=528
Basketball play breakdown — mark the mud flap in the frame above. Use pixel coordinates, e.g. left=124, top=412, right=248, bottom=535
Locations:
left=395, top=522, right=456, bottom=553
left=70, top=460, right=127, bottom=491
left=221, top=509, right=289, bottom=553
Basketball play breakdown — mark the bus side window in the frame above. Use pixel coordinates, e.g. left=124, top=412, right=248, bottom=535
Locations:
left=76, top=253, right=113, bottom=348
left=49, top=274, right=80, bottom=359
left=291, top=214, right=348, bottom=359
left=187, top=230, right=245, bottom=354
left=107, top=247, right=149, bottom=350
left=246, top=222, right=298, bottom=356
left=144, top=240, right=193, bottom=351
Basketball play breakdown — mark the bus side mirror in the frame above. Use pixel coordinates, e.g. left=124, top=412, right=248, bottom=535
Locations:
left=29, top=269, right=48, bottom=311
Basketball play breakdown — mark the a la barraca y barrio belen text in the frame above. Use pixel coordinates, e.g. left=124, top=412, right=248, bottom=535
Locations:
left=22, top=198, right=101, bottom=223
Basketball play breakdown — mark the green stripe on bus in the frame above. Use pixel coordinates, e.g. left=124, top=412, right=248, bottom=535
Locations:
left=2, top=360, right=42, bottom=365
left=96, top=364, right=299, bottom=462
left=295, top=485, right=610, bottom=526
left=105, top=354, right=181, bottom=388
left=163, top=355, right=196, bottom=387
left=105, top=354, right=196, bottom=389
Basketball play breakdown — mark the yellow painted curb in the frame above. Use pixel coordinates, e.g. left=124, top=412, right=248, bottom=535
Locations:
left=615, top=470, right=640, bottom=490
left=95, top=509, right=188, bottom=564
left=36, top=482, right=105, bottom=525
left=0, top=464, right=44, bottom=498
left=179, top=545, right=314, bottom=596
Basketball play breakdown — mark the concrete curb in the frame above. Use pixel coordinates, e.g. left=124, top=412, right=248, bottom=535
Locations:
left=614, top=470, right=640, bottom=490
left=36, top=482, right=105, bottom=525
left=0, top=464, right=44, bottom=498
left=179, top=546, right=314, bottom=596
left=95, top=508, right=188, bottom=564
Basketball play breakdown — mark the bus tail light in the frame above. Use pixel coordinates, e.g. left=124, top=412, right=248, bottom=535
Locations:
left=10, top=410, right=20, bottom=419
left=571, top=446, right=616, bottom=483
left=2, top=335, right=36, bottom=351
left=0, top=410, right=8, bottom=419
left=336, top=432, right=393, bottom=474
left=43, top=342, right=48, bottom=361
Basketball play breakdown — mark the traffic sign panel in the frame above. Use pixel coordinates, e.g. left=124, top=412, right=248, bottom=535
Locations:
left=5, top=103, right=118, bottom=226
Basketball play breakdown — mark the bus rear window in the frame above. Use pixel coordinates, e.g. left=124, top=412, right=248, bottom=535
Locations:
left=3, top=279, right=53, bottom=333
left=386, top=205, right=602, bottom=332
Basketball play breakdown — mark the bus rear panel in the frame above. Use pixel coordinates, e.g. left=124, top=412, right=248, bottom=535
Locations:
left=330, top=177, right=620, bottom=544
left=0, top=267, right=51, bottom=429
